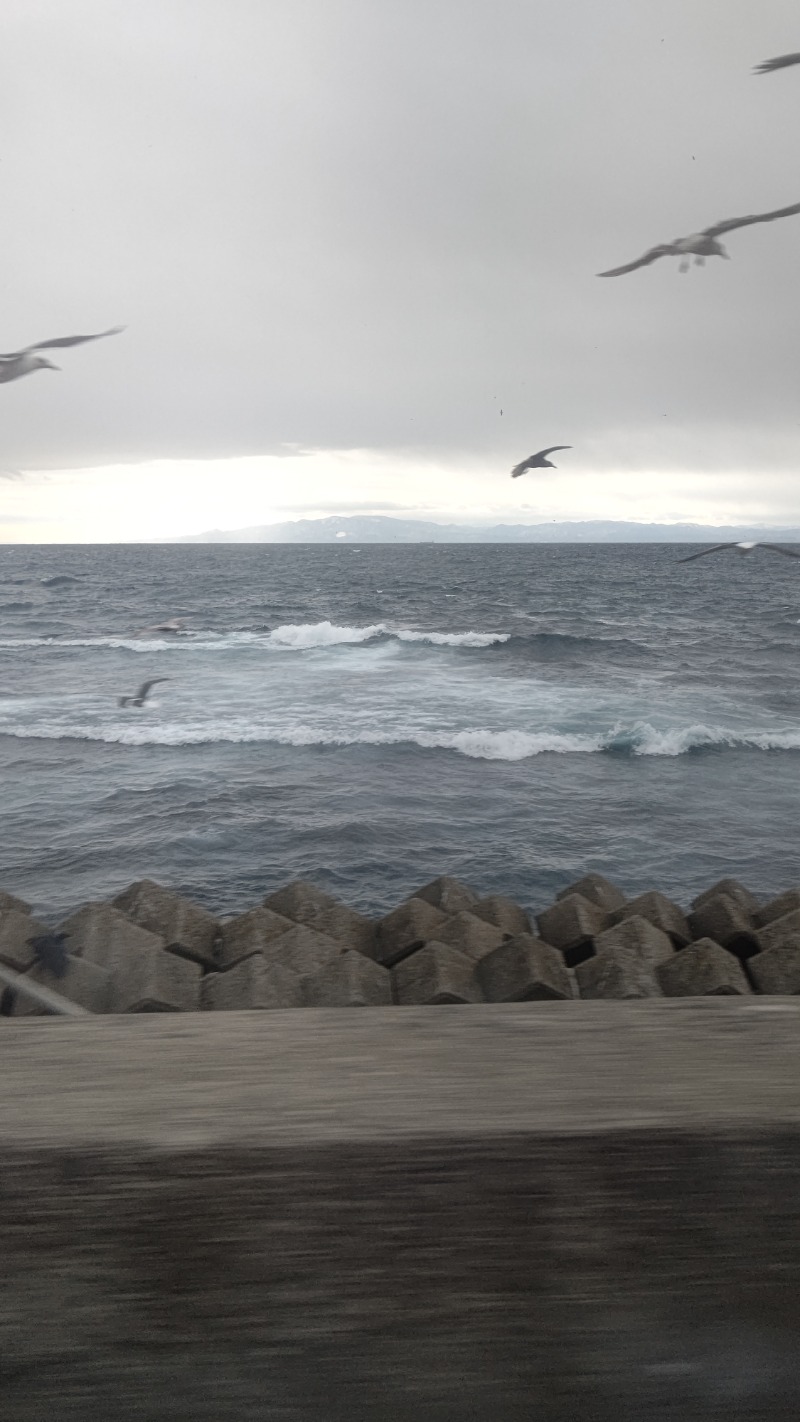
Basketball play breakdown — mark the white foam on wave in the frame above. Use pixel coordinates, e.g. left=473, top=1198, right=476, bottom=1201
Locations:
left=623, top=721, right=800, bottom=757
left=0, top=635, right=181, bottom=652
left=0, top=720, right=595, bottom=753
left=413, top=727, right=602, bottom=757
left=266, top=620, right=386, bottom=648
left=394, top=629, right=509, bottom=647
left=5, top=718, right=800, bottom=758
left=0, top=621, right=510, bottom=654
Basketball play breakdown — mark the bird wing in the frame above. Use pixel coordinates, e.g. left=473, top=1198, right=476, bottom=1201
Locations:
left=677, top=544, right=734, bottom=563
left=0, top=326, right=125, bottom=358
left=704, top=203, right=800, bottom=238
left=754, top=53, right=800, bottom=73
left=597, top=245, right=675, bottom=277
left=759, top=543, right=800, bottom=559
left=511, top=446, right=572, bottom=477
left=136, top=678, right=168, bottom=700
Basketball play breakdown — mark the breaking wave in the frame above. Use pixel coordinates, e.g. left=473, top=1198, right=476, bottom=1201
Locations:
left=3, top=719, right=800, bottom=759
left=0, top=620, right=510, bottom=653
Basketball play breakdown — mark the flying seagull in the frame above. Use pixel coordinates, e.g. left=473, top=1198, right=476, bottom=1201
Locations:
left=754, top=53, right=800, bottom=74
left=678, top=542, right=800, bottom=564
left=0, top=327, right=124, bottom=384
left=118, top=677, right=170, bottom=708
left=598, top=202, right=800, bottom=276
left=511, top=446, right=572, bottom=478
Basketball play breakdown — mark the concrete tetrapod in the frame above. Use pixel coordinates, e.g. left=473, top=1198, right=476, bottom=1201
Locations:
left=216, top=906, right=296, bottom=971
left=536, top=894, right=609, bottom=966
left=410, top=875, right=479, bottom=915
left=753, top=890, right=800, bottom=929
left=576, top=945, right=663, bottom=999
left=592, top=914, right=675, bottom=969
left=255, top=924, right=346, bottom=979
left=263, top=880, right=376, bottom=958
left=392, top=941, right=484, bottom=1004
left=112, top=880, right=221, bottom=969
left=756, top=909, right=800, bottom=954
left=556, top=872, right=626, bottom=913
left=374, top=898, right=448, bottom=968
left=433, top=911, right=507, bottom=964
left=477, top=932, right=572, bottom=1001
left=201, top=956, right=304, bottom=1011
left=610, top=890, right=690, bottom=947
left=687, top=895, right=760, bottom=960
left=691, top=877, right=760, bottom=917
left=656, top=940, right=751, bottom=997
left=471, top=895, right=532, bottom=938
left=748, top=942, right=800, bottom=995
left=60, top=903, right=166, bottom=970
left=302, top=950, right=392, bottom=1007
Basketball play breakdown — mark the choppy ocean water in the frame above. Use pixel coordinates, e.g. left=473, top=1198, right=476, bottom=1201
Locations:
left=1, top=542, right=798, bottom=919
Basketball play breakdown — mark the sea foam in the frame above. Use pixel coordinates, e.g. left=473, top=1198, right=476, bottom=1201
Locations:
left=5, top=718, right=800, bottom=759
left=0, top=621, right=510, bottom=654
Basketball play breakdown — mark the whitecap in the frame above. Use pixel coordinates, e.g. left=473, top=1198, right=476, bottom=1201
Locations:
left=266, top=620, right=387, bottom=649
left=627, top=721, right=800, bottom=756
left=0, top=621, right=509, bottom=654
left=395, top=629, right=509, bottom=648
left=8, top=716, right=799, bottom=760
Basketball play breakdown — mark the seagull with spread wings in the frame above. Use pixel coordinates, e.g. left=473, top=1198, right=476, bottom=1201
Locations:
left=678, top=542, right=800, bottom=564
left=0, top=327, right=124, bottom=384
left=118, top=677, right=170, bottom=708
left=754, top=53, right=800, bottom=74
left=598, top=202, right=800, bottom=277
left=511, top=446, right=572, bottom=478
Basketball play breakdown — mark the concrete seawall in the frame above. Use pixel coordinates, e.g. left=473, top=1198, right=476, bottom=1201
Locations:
left=3, top=1001, right=800, bottom=1420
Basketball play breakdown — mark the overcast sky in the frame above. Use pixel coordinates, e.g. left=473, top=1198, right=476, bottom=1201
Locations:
left=3, top=0, right=800, bottom=540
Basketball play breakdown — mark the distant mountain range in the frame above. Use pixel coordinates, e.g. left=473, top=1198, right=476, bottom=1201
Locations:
left=166, top=514, right=800, bottom=544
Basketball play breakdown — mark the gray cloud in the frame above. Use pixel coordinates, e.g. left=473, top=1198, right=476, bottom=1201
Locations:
left=3, top=0, right=800, bottom=489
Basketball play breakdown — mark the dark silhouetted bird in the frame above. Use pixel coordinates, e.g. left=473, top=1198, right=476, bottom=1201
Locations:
left=0, top=327, right=124, bottom=384
left=754, top=53, right=800, bottom=74
left=27, top=931, right=69, bottom=978
left=511, top=446, right=572, bottom=478
left=598, top=202, right=800, bottom=276
left=118, top=677, right=170, bottom=708
left=678, top=541, right=800, bottom=564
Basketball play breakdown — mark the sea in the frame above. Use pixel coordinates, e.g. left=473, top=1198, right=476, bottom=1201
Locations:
left=0, top=541, right=798, bottom=922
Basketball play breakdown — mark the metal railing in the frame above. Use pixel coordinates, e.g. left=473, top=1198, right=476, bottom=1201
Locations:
left=0, top=962, right=91, bottom=1017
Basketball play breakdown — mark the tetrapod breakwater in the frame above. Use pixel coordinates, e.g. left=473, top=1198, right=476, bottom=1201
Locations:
left=2, top=870, right=800, bottom=1015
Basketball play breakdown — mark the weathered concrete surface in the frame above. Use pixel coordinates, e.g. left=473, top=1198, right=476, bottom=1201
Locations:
left=2, top=1002, right=800, bottom=1421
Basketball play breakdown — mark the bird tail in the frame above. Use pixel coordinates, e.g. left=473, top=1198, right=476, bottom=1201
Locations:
left=118, top=696, right=129, bottom=707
